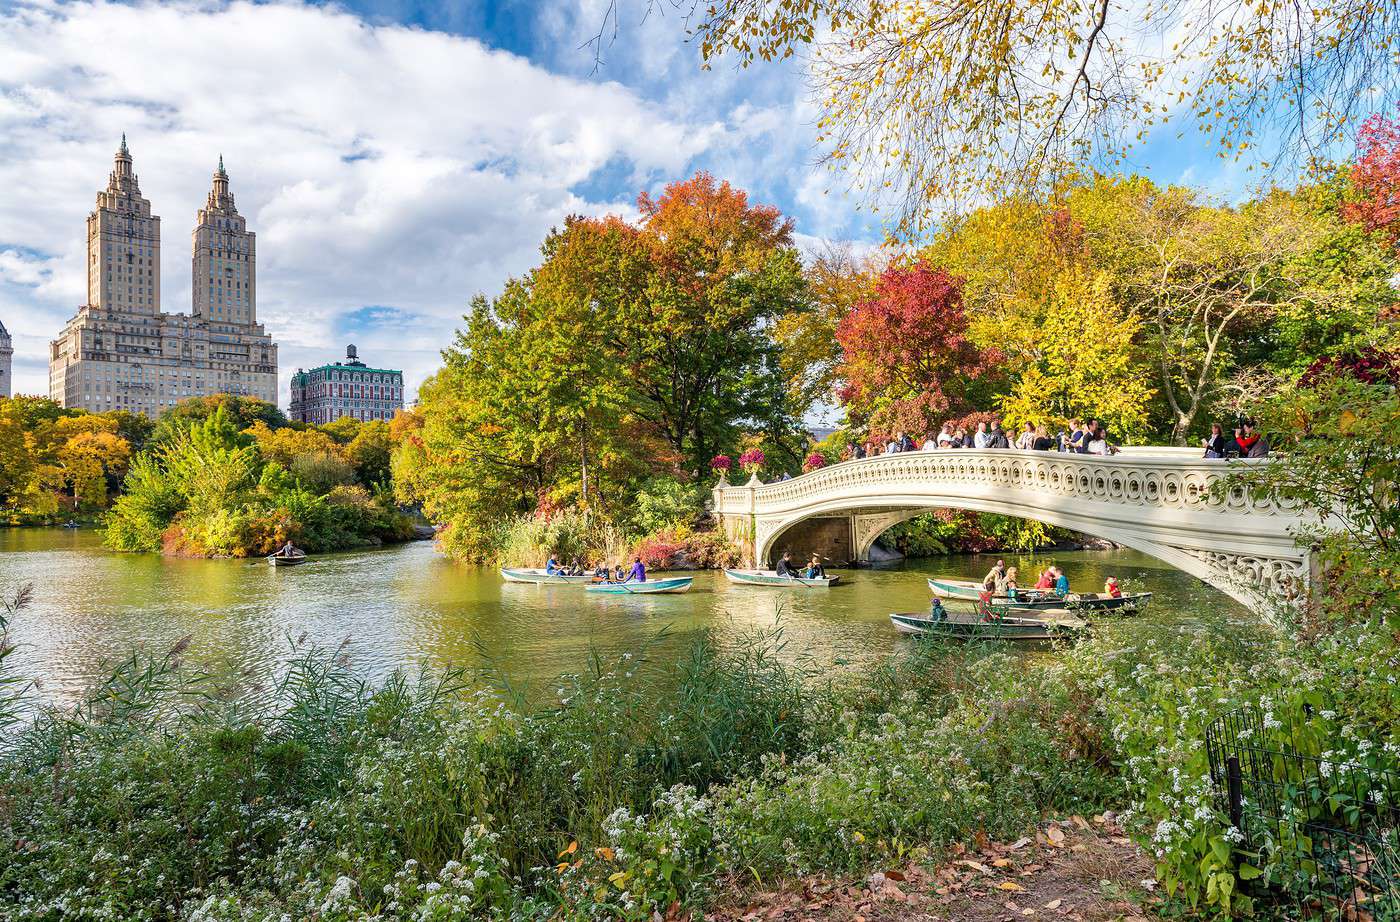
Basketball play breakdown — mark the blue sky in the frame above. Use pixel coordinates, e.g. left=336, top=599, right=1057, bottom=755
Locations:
left=0, top=0, right=1296, bottom=403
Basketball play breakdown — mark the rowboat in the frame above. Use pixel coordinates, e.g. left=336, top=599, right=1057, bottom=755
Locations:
left=585, top=577, right=693, bottom=595
left=723, top=569, right=841, bottom=588
left=267, top=552, right=307, bottom=567
left=890, top=610, right=1086, bottom=641
left=500, top=567, right=597, bottom=585
left=926, top=577, right=1058, bottom=601
left=995, top=592, right=1152, bottom=614
left=926, top=577, right=1149, bottom=614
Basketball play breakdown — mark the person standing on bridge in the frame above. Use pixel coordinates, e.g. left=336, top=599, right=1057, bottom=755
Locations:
left=1234, top=421, right=1270, bottom=458
left=900, top=431, right=916, bottom=452
left=936, top=425, right=955, bottom=448
left=988, top=420, right=1010, bottom=448
left=1016, top=422, right=1036, bottom=450
left=973, top=421, right=990, bottom=448
left=1203, top=423, right=1228, bottom=458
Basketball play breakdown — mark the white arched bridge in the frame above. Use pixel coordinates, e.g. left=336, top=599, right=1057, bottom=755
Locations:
left=712, top=448, right=1314, bottom=607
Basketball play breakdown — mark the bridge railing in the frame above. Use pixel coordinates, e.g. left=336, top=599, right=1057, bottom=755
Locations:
left=713, top=447, right=1288, bottom=520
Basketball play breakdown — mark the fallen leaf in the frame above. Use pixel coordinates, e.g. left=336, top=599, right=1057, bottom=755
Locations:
left=595, top=847, right=615, bottom=861
left=993, top=858, right=1012, bottom=868
left=1010, top=837, right=1033, bottom=850
left=959, top=860, right=994, bottom=874
left=1045, top=827, right=1067, bottom=847
left=1023, top=909, right=1037, bottom=916
left=558, top=841, right=578, bottom=858
left=885, top=869, right=906, bottom=881
left=998, top=882, right=1026, bottom=891
left=1045, top=899, right=1063, bottom=909
left=1071, top=815, right=1090, bottom=829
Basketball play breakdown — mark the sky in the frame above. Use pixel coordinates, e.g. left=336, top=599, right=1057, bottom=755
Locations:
left=0, top=0, right=1289, bottom=404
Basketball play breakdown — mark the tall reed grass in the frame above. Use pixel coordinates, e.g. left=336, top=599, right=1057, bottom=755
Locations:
left=0, top=609, right=1120, bottom=920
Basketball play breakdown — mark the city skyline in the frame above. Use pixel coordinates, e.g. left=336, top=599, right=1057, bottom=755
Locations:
left=0, top=0, right=1350, bottom=406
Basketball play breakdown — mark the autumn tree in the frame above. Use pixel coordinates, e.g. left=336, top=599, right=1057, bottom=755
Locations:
left=620, top=173, right=810, bottom=472
left=835, top=265, right=1000, bottom=439
left=652, top=0, right=1400, bottom=237
left=1122, top=189, right=1326, bottom=442
left=774, top=243, right=881, bottom=421
left=995, top=268, right=1154, bottom=438
left=1344, top=108, right=1400, bottom=245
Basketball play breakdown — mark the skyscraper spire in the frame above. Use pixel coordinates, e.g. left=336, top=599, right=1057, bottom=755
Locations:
left=119, top=133, right=129, bottom=156
left=217, top=154, right=225, bottom=176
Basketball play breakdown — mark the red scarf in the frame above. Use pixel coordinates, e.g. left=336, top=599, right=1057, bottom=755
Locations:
left=1237, top=435, right=1259, bottom=451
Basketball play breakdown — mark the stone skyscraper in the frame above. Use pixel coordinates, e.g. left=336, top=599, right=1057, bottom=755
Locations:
left=0, top=318, right=12, bottom=398
left=49, top=139, right=277, bottom=416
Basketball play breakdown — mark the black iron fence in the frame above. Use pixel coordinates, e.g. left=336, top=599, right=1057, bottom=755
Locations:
left=1205, top=706, right=1400, bottom=920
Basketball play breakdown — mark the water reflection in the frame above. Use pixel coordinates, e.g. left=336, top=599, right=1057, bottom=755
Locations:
left=0, top=528, right=1247, bottom=706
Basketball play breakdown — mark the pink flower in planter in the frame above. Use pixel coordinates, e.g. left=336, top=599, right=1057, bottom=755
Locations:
left=738, top=448, right=765, bottom=474
left=803, top=452, right=828, bottom=472
left=710, top=454, right=733, bottom=474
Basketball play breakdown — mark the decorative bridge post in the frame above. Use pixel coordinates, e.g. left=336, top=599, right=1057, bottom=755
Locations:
left=711, top=448, right=1314, bottom=610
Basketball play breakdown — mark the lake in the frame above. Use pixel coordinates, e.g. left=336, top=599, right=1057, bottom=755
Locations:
left=0, top=527, right=1247, bottom=706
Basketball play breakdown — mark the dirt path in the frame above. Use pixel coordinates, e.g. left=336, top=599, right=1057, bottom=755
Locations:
left=713, top=813, right=1159, bottom=922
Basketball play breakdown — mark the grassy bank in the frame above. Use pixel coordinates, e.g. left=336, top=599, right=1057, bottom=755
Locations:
left=0, top=596, right=1396, bottom=919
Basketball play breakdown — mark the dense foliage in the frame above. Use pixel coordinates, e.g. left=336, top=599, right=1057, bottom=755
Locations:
left=103, top=400, right=411, bottom=558
left=0, top=397, right=150, bottom=522
left=395, top=173, right=803, bottom=562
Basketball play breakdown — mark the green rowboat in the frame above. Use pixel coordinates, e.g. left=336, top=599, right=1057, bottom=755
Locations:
left=890, top=610, right=1086, bottom=641
left=723, top=569, right=840, bottom=588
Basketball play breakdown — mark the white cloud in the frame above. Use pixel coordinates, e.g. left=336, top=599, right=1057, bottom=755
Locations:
left=0, top=0, right=808, bottom=402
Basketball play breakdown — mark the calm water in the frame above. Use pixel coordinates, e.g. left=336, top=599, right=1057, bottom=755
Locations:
left=0, top=528, right=1247, bottom=706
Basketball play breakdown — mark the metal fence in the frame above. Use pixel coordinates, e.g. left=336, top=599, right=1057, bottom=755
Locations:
left=1205, top=706, right=1400, bottom=920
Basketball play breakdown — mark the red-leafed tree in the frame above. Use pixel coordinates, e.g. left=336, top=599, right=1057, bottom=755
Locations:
left=1344, top=110, right=1400, bottom=245
left=835, top=265, right=1001, bottom=440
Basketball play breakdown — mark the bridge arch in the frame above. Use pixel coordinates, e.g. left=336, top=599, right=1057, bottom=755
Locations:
left=713, top=448, right=1313, bottom=608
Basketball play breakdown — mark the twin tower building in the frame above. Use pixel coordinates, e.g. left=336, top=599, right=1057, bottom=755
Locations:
left=45, top=138, right=403, bottom=423
left=48, top=137, right=276, bottom=416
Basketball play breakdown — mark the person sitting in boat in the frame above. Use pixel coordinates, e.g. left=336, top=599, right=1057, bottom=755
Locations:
left=982, top=559, right=1006, bottom=592
left=804, top=554, right=826, bottom=579
left=546, top=555, right=564, bottom=575
left=1034, top=566, right=1055, bottom=590
left=1104, top=576, right=1123, bottom=598
left=1003, top=566, right=1019, bottom=599
left=775, top=551, right=801, bottom=578
left=622, top=555, right=647, bottom=583
left=613, top=564, right=626, bottom=582
left=593, top=562, right=611, bottom=582
left=277, top=541, right=300, bottom=558
left=928, top=597, right=948, bottom=622
left=1053, top=566, right=1071, bottom=597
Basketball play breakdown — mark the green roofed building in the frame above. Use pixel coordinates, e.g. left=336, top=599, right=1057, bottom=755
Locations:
left=289, top=344, right=403, bottom=425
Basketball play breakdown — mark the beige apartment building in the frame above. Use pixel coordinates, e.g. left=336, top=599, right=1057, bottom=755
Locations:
left=49, top=138, right=277, bottom=416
